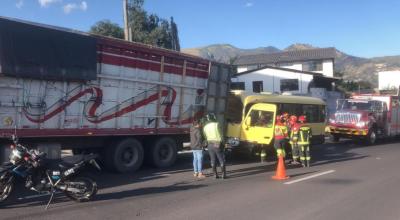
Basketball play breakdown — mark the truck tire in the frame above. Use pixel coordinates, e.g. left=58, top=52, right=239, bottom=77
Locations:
left=330, top=134, right=340, bottom=143
left=104, top=138, right=144, bottom=173
left=150, top=137, right=178, bottom=168
left=365, top=129, right=377, bottom=145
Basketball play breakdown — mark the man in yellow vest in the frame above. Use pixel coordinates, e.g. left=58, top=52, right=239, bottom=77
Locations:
left=203, top=113, right=226, bottom=179
left=298, top=115, right=312, bottom=167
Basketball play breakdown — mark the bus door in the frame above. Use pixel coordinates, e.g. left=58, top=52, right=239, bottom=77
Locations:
left=240, top=103, right=277, bottom=145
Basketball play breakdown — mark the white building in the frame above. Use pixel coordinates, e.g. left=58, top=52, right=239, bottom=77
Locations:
left=231, top=65, right=336, bottom=94
left=235, top=47, right=336, bottom=77
left=231, top=65, right=341, bottom=115
left=379, top=70, right=400, bottom=90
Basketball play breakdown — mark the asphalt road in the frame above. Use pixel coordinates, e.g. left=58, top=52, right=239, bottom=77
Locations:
left=1, top=138, right=400, bottom=220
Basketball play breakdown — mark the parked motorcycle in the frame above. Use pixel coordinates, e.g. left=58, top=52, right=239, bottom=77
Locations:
left=0, top=135, right=101, bottom=209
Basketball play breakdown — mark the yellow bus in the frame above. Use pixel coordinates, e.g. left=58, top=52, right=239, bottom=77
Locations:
left=225, top=91, right=326, bottom=156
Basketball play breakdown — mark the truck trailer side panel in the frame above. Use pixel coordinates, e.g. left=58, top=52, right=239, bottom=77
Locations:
left=0, top=39, right=210, bottom=137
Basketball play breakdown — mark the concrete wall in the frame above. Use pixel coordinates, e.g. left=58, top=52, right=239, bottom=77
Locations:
left=379, top=71, right=400, bottom=90
left=319, top=59, right=334, bottom=77
left=279, top=63, right=303, bottom=71
left=232, top=67, right=313, bottom=94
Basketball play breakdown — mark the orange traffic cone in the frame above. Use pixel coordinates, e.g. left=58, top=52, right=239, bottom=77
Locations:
left=272, top=155, right=289, bottom=180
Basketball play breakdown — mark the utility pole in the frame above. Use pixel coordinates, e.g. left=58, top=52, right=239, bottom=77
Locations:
left=123, top=0, right=129, bottom=41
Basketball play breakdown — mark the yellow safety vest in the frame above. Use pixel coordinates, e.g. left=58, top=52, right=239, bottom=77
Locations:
left=274, top=124, right=288, bottom=139
left=289, top=127, right=299, bottom=144
left=203, top=122, right=222, bottom=142
left=297, top=126, right=312, bottom=145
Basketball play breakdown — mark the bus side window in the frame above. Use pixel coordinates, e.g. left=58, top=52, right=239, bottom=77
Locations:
left=302, top=105, right=324, bottom=123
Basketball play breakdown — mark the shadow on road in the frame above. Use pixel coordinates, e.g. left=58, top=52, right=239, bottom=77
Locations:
left=310, top=140, right=372, bottom=166
left=95, top=182, right=207, bottom=202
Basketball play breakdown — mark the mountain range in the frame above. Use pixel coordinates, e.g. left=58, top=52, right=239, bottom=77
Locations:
left=182, top=44, right=400, bottom=87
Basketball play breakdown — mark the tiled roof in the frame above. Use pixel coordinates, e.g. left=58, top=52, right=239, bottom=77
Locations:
left=235, top=47, right=336, bottom=66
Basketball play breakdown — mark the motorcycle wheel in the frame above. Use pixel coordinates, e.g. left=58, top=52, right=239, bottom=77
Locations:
left=0, top=175, right=14, bottom=203
left=64, top=176, right=98, bottom=202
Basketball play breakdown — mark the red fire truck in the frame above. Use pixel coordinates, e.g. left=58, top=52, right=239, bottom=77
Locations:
left=328, top=92, right=400, bottom=145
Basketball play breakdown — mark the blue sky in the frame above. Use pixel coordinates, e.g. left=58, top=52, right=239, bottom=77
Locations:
left=1, top=0, right=400, bottom=58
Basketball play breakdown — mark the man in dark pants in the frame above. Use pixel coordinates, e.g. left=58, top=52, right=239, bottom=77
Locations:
left=202, top=113, right=226, bottom=179
left=190, top=119, right=206, bottom=178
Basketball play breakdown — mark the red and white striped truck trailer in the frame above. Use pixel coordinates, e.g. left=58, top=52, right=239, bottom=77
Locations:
left=0, top=17, right=231, bottom=172
left=328, top=92, right=400, bottom=145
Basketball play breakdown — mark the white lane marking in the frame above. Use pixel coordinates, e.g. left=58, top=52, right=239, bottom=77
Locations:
left=18, top=192, right=62, bottom=200
left=284, top=170, right=336, bottom=185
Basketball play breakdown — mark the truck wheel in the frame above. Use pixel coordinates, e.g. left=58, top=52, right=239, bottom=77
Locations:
left=365, top=130, right=377, bottom=145
left=150, top=137, right=178, bottom=168
left=105, top=138, right=144, bottom=173
left=330, top=134, right=340, bottom=143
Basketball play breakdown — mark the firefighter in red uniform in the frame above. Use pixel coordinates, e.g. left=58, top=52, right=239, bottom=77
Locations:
left=274, top=115, right=289, bottom=158
left=289, top=115, right=301, bottom=165
left=298, top=115, right=312, bottom=167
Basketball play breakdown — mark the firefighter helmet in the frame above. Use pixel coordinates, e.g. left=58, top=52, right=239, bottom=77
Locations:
left=299, top=115, right=307, bottom=123
left=282, top=112, right=289, bottom=119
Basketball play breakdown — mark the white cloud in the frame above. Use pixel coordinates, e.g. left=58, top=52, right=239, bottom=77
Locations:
left=16, top=0, right=24, bottom=9
left=81, top=1, right=87, bottom=10
left=63, top=1, right=88, bottom=14
left=38, top=0, right=61, bottom=8
left=245, top=2, right=254, bottom=7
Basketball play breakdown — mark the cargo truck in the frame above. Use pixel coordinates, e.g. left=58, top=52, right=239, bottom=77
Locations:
left=0, top=17, right=231, bottom=173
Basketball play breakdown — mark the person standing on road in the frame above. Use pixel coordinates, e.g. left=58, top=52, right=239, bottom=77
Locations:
left=298, top=115, right=312, bottom=167
left=190, top=119, right=206, bottom=178
left=289, top=115, right=301, bottom=165
left=274, top=115, right=289, bottom=159
left=203, top=113, right=226, bottom=179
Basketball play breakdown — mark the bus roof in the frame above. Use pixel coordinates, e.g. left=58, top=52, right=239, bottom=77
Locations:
left=231, top=91, right=326, bottom=106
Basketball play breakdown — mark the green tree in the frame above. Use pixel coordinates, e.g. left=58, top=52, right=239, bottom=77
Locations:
left=90, top=0, right=181, bottom=51
left=89, top=20, right=124, bottom=39
left=127, top=0, right=180, bottom=50
left=337, top=80, right=373, bottom=94
left=170, top=17, right=180, bottom=51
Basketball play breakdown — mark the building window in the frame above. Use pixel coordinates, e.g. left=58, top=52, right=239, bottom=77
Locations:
left=252, top=81, right=263, bottom=93
left=280, top=79, right=299, bottom=92
left=231, top=82, right=245, bottom=90
left=303, top=60, right=323, bottom=71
